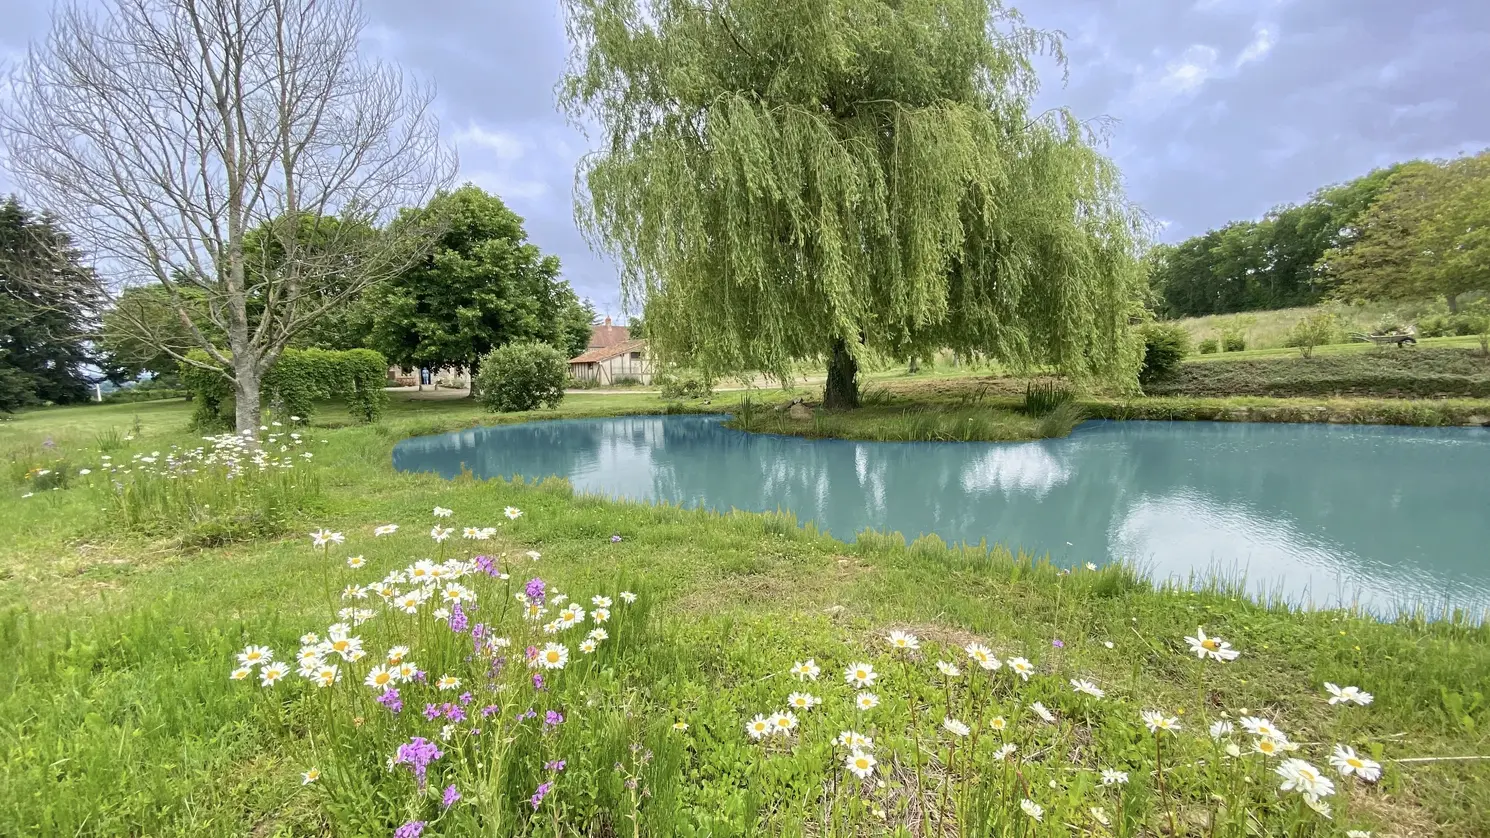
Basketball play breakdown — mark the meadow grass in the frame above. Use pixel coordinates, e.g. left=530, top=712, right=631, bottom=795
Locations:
left=2, top=396, right=1489, bottom=836
left=1170, top=302, right=1445, bottom=353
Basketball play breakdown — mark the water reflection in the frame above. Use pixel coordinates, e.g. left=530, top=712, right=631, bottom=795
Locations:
left=392, top=415, right=1490, bottom=614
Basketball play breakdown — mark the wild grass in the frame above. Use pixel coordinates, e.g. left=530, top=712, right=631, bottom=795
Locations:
left=2, top=396, right=1489, bottom=835
left=1172, top=300, right=1442, bottom=351
left=1022, top=380, right=1076, bottom=417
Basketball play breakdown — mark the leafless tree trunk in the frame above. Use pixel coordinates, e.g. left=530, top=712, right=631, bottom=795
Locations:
left=1, top=0, right=456, bottom=432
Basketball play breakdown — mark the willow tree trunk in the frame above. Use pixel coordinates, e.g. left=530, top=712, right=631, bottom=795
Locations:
left=1447, top=293, right=1461, bottom=314
left=823, top=338, right=860, bottom=409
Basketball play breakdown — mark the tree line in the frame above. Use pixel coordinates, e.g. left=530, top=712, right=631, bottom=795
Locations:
left=1149, top=150, right=1490, bottom=319
left=0, top=185, right=594, bottom=413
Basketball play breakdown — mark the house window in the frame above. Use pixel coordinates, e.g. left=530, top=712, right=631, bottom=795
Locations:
left=630, top=352, right=641, bottom=360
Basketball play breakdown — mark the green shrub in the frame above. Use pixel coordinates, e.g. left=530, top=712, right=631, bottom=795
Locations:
left=1197, top=338, right=1219, bottom=355
left=1284, top=311, right=1341, bottom=359
left=1221, top=329, right=1246, bottom=352
left=1137, top=323, right=1191, bottom=385
left=475, top=341, right=567, bottom=412
left=566, top=376, right=600, bottom=390
left=658, top=373, right=711, bottom=400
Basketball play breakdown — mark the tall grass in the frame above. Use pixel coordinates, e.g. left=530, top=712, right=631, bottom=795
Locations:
left=1022, top=380, right=1076, bottom=417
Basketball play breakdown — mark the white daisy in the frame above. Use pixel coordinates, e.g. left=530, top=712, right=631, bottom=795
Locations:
left=1071, top=678, right=1105, bottom=699
left=791, top=659, right=821, bottom=681
left=1185, top=627, right=1241, bottom=662
left=887, top=630, right=919, bottom=651
left=1329, top=744, right=1382, bottom=782
left=845, top=750, right=876, bottom=779
left=844, top=662, right=878, bottom=687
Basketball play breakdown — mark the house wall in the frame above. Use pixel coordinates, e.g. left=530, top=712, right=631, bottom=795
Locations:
left=569, top=353, right=652, bottom=385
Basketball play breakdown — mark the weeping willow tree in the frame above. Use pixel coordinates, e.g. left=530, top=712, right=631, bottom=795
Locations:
left=560, top=0, right=1149, bottom=407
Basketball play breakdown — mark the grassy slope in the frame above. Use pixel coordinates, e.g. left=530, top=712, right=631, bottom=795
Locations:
left=1148, top=348, right=1490, bottom=400
left=1170, top=301, right=1454, bottom=352
left=2, top=395, right=1489, bottom=836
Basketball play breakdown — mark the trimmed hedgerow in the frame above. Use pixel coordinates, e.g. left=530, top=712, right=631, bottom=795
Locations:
left=182, top=348, right=390, bottom=428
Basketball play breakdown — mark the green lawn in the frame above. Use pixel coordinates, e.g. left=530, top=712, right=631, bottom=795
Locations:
left=2, top=394, right=1488, bottom=837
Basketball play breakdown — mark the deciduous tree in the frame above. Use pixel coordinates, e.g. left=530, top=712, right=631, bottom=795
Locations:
left=560, top=0, right=1147, bottom=407
left=0, top=0, right=455, bottom=431
left=1325, top=153, right=1490, bottom=312
left=364, top=185, right=595, bottom=388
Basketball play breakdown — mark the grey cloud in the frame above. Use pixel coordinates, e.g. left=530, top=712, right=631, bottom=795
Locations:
left=3, top=0, right=1488, bottom=305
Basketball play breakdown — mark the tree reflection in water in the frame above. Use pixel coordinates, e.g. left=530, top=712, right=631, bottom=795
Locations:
left=393, top=415, right=1490, bottom=615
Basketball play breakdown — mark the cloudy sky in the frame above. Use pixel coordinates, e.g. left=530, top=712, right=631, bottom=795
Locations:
left=2, top=0, right=1487, bottom=318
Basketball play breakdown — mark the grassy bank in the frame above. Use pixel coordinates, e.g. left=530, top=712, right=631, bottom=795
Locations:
left=2, top=396, right=1489, bottom=836
left=1149, top=348, right=1490, bottom=400
left=722, top=386, right=1084, bottom=443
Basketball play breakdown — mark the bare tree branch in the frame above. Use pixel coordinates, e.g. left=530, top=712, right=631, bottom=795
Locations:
left=0, top=0, right=457, bottom=430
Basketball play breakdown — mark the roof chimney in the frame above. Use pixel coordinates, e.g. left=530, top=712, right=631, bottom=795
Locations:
left=603, top=316, right=612, bottom=326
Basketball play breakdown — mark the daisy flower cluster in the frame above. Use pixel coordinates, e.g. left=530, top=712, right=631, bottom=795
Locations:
left=729, top=624, right=1388, bottom=836
left=230, top=506, right=644, bottom=836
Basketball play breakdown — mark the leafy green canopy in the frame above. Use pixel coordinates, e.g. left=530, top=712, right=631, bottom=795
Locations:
left=365, top=185, right=595, bottom=376
left=1325, top=151, right=1490, bottom=311
left=560, top=0, right=1146, bottom=388
left=1147, top=164, right=1404, bottom=318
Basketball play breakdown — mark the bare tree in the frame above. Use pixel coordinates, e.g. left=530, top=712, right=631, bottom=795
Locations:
left=0, top=0, right=457, bottom=431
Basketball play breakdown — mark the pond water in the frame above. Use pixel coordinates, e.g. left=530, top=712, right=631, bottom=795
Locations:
left=393, top=415, right=1490, bottom=615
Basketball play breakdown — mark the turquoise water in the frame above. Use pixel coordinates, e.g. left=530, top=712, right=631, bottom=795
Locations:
left=393, top=415, right=1490, bottom=614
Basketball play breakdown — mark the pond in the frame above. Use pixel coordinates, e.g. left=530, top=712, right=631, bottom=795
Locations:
left=393, top=415, right=1490, bottom=615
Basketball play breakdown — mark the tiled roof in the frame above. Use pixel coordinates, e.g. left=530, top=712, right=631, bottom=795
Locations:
left=588, top=322, right=630, bottom=348
left=569, top=338, right=647, bottom=364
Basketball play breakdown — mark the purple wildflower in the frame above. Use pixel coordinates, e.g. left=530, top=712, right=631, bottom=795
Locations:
left=442, top=784, right=461, bottom=809
left=413, top=670, right=428, bottom=684
left=524, top=577, right=546, bottom=604
left=544, top=710, right=564, bottom=728
left=517, top=708, right=537, bottom=722
left=376, top=688, right=403, bottom=714
left=610, top=534, right=622, bottom=543
left=530, top=781, right=553, bottom=810
left=532, top=673, right=545, bottom=691
left=474, top=555, right=495, bottom=575
left=392, top=737, right=443, bottom=790
left=545, top=759, right=566, bottom=772
left=471, top=623, right=486, bottom=641
left=458, top=691, right=473, bottom=706
left=481, top=704, right=499, bottom=718
left=444, top=704, right=466, bottom=723
left=449, top=602, right=468, bottom=633
left=423, top=703, right=441, bottom=721
left=1052, top=639, right=1065, bottom=648
left=393, top=821, right=426, bottom=838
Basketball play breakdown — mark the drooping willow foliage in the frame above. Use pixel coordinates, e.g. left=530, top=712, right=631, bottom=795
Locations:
left=560, top=0, right=1149, bottom=404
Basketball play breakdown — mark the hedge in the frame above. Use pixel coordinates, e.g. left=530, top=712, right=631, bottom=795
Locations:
left=181, top=348, right=389, bottom=429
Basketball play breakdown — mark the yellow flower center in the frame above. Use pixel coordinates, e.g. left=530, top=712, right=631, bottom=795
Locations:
left=1348, top=758, right=1363, bottom=768
left=855, top=758, right=869, bottom=769
left=1202, top=639, right=1220, bottom=650
left=546, top=651, right=560, bottom=663
left=376, top=673, right=389, bottom=685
